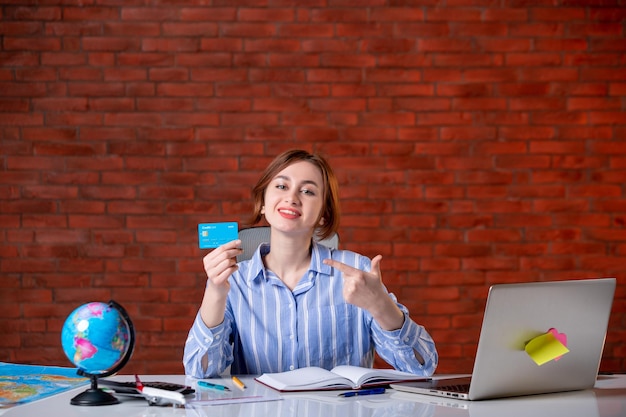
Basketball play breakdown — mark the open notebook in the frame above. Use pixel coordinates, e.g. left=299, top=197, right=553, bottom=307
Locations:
left=392, top=278, right=616, bottom=401
left=255, top=365, right=428, bottom=392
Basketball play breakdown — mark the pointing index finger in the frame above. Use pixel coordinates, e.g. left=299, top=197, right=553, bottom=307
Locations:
left=323, top=258, right=358, bottom=274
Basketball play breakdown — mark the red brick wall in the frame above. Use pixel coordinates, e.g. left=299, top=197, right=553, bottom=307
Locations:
left=1, top=2, right=625, bottom=375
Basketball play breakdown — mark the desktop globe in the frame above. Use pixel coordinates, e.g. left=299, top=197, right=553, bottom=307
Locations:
left=61, top=300, right=135, bottom=406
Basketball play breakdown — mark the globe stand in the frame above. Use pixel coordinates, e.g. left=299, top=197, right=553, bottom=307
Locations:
left=70, top=374, right=119, bottom=406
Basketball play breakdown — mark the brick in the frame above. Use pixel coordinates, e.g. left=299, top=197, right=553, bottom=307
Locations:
left=331, top=112, right=360, bottom=126
left=582, top=68, right=626, bottom=82
left=564, top=53, right=622, bottom=66
left=15, top=68, right=56, bottom=81
left=294, top=127, right=339, bottom=141
left=531, top=7, right=585, bottom=21
left=364, top=38, right=418, bottom=54
left=80, top=185, right=137, bottom=200
left=553, top=156, right=605, bottom=169
left=245, top=39, right=301, bottom=54
left=103, top=112, right=162, bottom=127
left=361, top=112, right=415, bottom=126
left=473, top=142, right=525, bottom=155
left=427, top=300, right=475, bottom=316
left=322, top=53, right=377, bottom=68
left=307, top=68, right=362, bottom=82
left=529, top=140, right=586, bottom=154
left=509, top=52, right=564, bottom=66
left=35, top=142, right=105, bottom=156
left=425, top=5, right=479, bottom=20
left=535, top=38, right=589, bottom=52
left=378, top=83, right=433, bottom=97
left=455, top=22, right=509, bottom=36
left=282, top=113, right=326, bottom=126
left=434, top=53, right=496, bottom=67
left=534, top=111, right=584, bottom=125
left=0, top=20, right=43, bottom=36
left=372, top=143, right=415, bottom=156
left=118, top=52, right=174, bottom=67
left=40, top=52, right=87, bottom=66
left=42, top=112, right=101, bottom=126
left=239, top=7, right=294, bottom=22
left=570, top=23, right=623, bottom=37
left=510, top=97, right=566, bottom=111
left=149, top=68, right=189, bottom=82
left=0, top=98, right=29, bottom=112
left=478, top=38, right=531, bottom=52
left=281, top=23, right=334, bottom=38
left=589, top=111, right=626, bottom=124
left=270, top=53, right=321, bottom=68
left=0, top=113, right=44, bottom=126
left=301, top=39, right=355, bottom=55
left=453, top=98, right=507, bottom=111
left=416, top=112, right=471, bottom=127
left=3, top=37, right=60, bottom=51
left=335, top=23, right=394, bottom=38
left=483, top=8, right=528, bottom=21
left=179, top=7, right=236, bottom=21
left=463, top=68, right=519, bottom=83
left=592, top=171, right=626, bottom=184
left=393, top=243, right=433, bottom=258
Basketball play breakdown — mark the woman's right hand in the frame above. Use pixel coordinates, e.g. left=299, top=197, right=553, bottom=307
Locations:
left=202, top=239, right=243, bottom=297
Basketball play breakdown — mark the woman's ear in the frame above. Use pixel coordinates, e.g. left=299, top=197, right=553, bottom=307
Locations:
left=318, top=217, right=325, bottom=226
left=261, top=206, right=265, bottom=214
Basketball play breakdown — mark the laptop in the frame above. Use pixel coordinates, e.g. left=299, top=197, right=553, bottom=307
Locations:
left=391, top=278, right=616, bottom=401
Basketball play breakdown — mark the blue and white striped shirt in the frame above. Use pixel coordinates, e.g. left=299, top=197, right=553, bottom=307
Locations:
left=183, top=242, right=438, bottom=378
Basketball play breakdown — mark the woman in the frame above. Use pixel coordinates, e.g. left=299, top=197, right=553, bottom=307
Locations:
left=183, top=149, right=437, bottom=378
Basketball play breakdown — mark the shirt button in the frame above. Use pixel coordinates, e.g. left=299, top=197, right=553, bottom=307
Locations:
left=289, top=365, right=295, bottom=370
left=204, top=338, right=210, bottom=342
left=215, top=335, right=221, bottom=340
left=290, top=335, right=294, bottom=340
left=394, top=340, right=400, bottom=345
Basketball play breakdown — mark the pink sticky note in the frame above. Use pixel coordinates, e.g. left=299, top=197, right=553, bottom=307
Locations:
left=548, top=328, right=568, bottom=361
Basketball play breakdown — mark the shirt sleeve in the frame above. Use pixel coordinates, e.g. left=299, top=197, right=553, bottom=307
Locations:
left=182, top=311, right=234, bottom=378
left=370, top=296, right=438, bottom=376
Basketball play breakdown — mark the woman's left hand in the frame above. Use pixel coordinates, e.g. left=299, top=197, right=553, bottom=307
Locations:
left=323, top=255, right=405, bottom=331
left=323, top=255, right=386, bottom=310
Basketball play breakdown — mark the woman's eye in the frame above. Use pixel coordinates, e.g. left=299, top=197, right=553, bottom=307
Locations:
left=301, top=188, right=316, bottom=196
left=276, top=184, right=286, bottom=190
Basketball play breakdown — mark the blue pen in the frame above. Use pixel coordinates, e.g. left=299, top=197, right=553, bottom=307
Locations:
left=197, top=381, right=231, bottom=391
left=338, top=387, right=386, bottom=397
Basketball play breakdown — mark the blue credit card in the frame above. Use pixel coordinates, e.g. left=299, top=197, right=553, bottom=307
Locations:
left=198, top=222, right=239, bottom=249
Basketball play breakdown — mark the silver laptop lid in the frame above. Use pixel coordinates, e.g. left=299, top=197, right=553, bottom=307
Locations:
left=468, top=278, right=616, bottom=400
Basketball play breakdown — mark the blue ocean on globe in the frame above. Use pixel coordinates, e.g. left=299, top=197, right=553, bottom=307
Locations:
left=61, top=302, right=131, bottom=375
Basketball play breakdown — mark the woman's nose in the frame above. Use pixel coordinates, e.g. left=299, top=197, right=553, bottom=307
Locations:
left=286, top=191, right=300, bottom=205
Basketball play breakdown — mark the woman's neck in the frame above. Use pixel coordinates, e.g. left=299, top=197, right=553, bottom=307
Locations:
left=263, top=231, right=312, bottom=290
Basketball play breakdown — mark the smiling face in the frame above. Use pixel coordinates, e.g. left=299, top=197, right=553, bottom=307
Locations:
left=249, top=149, right=341, bottom=240
left=262, top=160, right=325, bottom=238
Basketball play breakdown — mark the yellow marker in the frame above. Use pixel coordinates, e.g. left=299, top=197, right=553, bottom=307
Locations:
left=525, top=331, right=570, bottom=366
left=231, top=375, right=246, bottom=390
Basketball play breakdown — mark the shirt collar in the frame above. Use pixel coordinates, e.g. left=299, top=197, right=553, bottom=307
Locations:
left=244, top=241, right=334, bottom=284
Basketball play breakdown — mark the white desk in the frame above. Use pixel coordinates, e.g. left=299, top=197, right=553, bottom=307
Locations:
left=4, top=374, right=626, bottom=417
